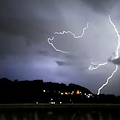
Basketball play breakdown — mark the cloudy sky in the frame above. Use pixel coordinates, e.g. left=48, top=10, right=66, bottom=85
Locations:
left=0, top=0, right=120, bottom=95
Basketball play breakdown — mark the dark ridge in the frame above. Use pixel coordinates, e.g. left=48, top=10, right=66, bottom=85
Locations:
left=0, top=78, right=119, bottom=104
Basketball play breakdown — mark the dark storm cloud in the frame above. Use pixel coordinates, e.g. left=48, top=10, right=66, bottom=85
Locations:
left=111, top=57, right=120, bottom=65
left=55, top=60, right=70, bottom=66
left=37, top=50, right=49, bottom=56
left=0, top=17, right=50, bottom=43
left=26, top=40, right=32, bottom=46
left=81, top=0, right=119, bottom=14
left=65, top=54, right=78, bottom=59
left=0, top=0, right=66, bottom=59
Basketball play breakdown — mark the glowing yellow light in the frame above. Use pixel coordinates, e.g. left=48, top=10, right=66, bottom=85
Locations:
left=65, top=92, right=68, bottom=95
left=76, top=90, right=80, bottom=95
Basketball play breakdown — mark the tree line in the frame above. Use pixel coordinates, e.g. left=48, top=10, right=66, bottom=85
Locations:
left=0, top=78, right=119, bottom=104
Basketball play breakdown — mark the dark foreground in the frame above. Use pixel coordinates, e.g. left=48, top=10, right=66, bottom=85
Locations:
left=0, top=104, right=120, bottom=109
left=0, top=106, right=120, bottom=120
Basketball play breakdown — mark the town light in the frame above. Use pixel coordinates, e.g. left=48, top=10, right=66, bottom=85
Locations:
left=65, top=92, right=68, bottom=95
left=43, top=90, right=46, bottom=92
left=76, top=90, right=80, bottom=95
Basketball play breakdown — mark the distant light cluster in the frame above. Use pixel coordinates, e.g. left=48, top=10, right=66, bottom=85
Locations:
left=42, top=89, right=92, bottom=97
left=36, top=89, right=93, bottom=105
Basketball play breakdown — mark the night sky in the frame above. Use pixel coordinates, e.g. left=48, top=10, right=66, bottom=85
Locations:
left=0, top=0, right=120, bottom=95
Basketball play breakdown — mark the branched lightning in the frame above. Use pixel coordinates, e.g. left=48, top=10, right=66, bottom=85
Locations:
left=54, top=23, right=89, bottom=38
left=97, top=65, right=118, bottom=95
left=47, top=37, right=69, bottom=53
left=109, top=15, right=120, bottom=59
left=97, top=15, right=120, bottom=95
left=47, top=15, right=120, bottom=95
left=47, top=23, right=89, bottom=54
left=88, top=15, right=120, bottom=71
left=88, top=61, right=108, bottom=70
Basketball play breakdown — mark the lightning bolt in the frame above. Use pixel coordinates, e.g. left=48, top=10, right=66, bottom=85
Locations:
left=97, top=15, right=120, bottom=95
left=47, top=15, right=120, bottom=95
left=47, top=37, right=69, bottom=53
left=97, top=65, right=118, bottom=95
left=109, top=15, right=120, bottom=59
left=88, top=60, right=108, bottom=70
left=88, top=15, right=120, bottom=71
left=54, top=23, right=89, bottom=38
left=47, top=23, right=89, bottom=54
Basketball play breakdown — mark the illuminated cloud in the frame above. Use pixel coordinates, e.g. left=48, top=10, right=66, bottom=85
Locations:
left=0, top=0, right=120, bottom=95
left=111, top=57, right=120, bottom=65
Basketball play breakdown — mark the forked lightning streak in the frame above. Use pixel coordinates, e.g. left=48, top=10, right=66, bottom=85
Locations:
left=54, top=23, right=89, bottom=38
left=47, top=15, right=120, bottom=95
left=96, top=15, right=120, bottom=95
left=47, top=23, right=89, bottom=54
left=88, top=61, right=108, bottom=70
left=47, top=37, right=69, bottom=53
left=97, top=65, right=118, bottom=95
